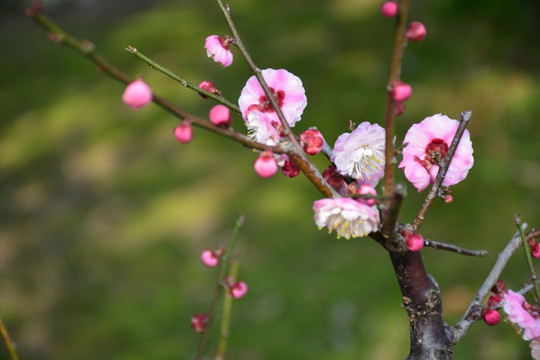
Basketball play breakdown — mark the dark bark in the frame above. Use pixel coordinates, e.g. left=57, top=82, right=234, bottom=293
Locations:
left=389, top=251, right=453, bottom=359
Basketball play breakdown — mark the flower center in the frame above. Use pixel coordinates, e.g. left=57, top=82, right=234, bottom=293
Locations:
left=349, top=146, right=384, bottom=180
left=424, top=138, right=448, bottom=164
left=257, top=87, right=285, bottom=113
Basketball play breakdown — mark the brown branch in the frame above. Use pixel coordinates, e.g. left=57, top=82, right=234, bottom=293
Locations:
left=383, top=0, right=410, bottom=198
left=424, top=239, right=488, bottom=257
left=413, top=110, right=472, bottom=232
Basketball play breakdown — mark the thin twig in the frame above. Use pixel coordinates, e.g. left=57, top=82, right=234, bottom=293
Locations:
left=125, top=46, right=241, bottom=113
left=451, top=224, right=526, bottom=345
left=515, top=215, right=540, bottom=302
left=413, top=111, right=472, bottom=232
left=424, top=239, right=488, bottom=257
left=383, top=0, right=410, bottom=198
left=215, top=260, right=239, bottom=360
left=0, top=314, right=19, bottom=360
left=382, top=183, right=407, bottom=250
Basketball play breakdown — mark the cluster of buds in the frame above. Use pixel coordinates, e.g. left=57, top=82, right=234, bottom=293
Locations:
left=528, top=237, right=540, bottom=259
left=482, top=279, right=505, bottom=326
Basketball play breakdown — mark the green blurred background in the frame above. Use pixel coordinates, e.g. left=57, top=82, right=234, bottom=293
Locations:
left=1, top=0, right=540, bottom=358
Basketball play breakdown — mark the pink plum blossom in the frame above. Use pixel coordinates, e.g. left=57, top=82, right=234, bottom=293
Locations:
left=122, top=78, right=152, bottom=109
left=239, top=69, right=307, bottom=145
left=531, top=339, right=540, bottom=360
left=174, top=121, right=193, bottom=143
left=502, top=290, right=540, bottom=341
left=331, top=122, right=385, bottom=185
left=398, top=114, right=474, bottom=192
left=313, top=197, right=379, bottom=239
left=209, top=105, right=232, bottom=127
left=205, top=35, right=233, bottom=67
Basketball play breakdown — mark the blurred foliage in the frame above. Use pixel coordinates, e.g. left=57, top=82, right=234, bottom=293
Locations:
left=1, top=0, right=540, bottom=359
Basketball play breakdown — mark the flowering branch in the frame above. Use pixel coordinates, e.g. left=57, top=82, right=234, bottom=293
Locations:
left=0, top=314, right=19, bottom=360
left=196, top=215, right=244, bottom=359
left=383, top=0, right=410, bottom=198
left=423, top=238, right=488, bottom=257
left=125, top=46, right=241, bottom=112
left=216, top=259, right=240, bottom=360
left=413, top=110, right=472, bottom=232
left=451, top=224, right=525, bottom=345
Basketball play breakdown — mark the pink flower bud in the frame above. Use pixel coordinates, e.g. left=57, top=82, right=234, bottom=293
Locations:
left=355, top=184, right=377, bottom=206
left=443, top=194, right=454, bottom=203
left=122, top=78, right=152, bottom=109
left=487, top=294, right=503, bottom=308
left=482, top=308, right=500, bottom=326
left=201, top=249, right=220, bottom=268
left=198, top=80, right=220, bottom=99
left=491, top=279, right=505, bottom=294
left=392, top=81, right=412, bottom=102
left=282, top=157, right=300, bottom=178
left=300, top=129, right=325, bottom=155
left=229, top=281, right=248, bottom=299
left=532, top=242, right=540, bottom=259
left=205, top=35, right=233, bottom=67
left=405, top=232, right=424, bottom=252
left=254, top=150, right=278, bottom=178
left=405, top=21, right=427, bottom=42
left=191, top=313, right=210, bottom=334
left=323, top=165, right=348, bottom=196
left=209, top=105, right=232, bottom=127
left=380, top=1, right=398, bottom=17
left=174, top=121, right=193, bottom=144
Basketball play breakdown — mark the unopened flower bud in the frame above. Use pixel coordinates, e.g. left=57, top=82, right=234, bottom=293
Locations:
left=323, top=165, right=348, bottom=196
left=191, top=313, right=210, bottom=334
left=209, top=105, right=232, bottom=127
left=405, top=232, right=424, bottom=252
left=198, top=80, right=220, bottom=98
left=201, top=249, right=220, bottom=268
left=391, top=81, right=412, bottom=102
left=355, top=184, right=377, bottom=206
left=174, top=120, right=193, bottom=144
left=122, top=78, right=152, bottom=109
left=491, top=279, right=505, bottom=294
left=487, top=294, right=503, bottom=307
left=481, top=308, right=500, bottom=326
left=405, top=21, right=427, bottom=42
left=282, top=157, right=300, bottom=178
left=254, top=150, right=278, bottom=178
left=532, top=242, right=540, bottom=259
left=443, top=194, right=454, bottom=203
left=229, top=281, right=248, bottom=299
left=205, top=35, right=233, bottom=67
left=300, top=129, right=325, bottom=155
left=380, top=1, right=398, bottom=17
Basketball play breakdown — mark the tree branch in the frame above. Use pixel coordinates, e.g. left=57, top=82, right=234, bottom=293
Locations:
left=424, top=239, right=488, bottom=257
